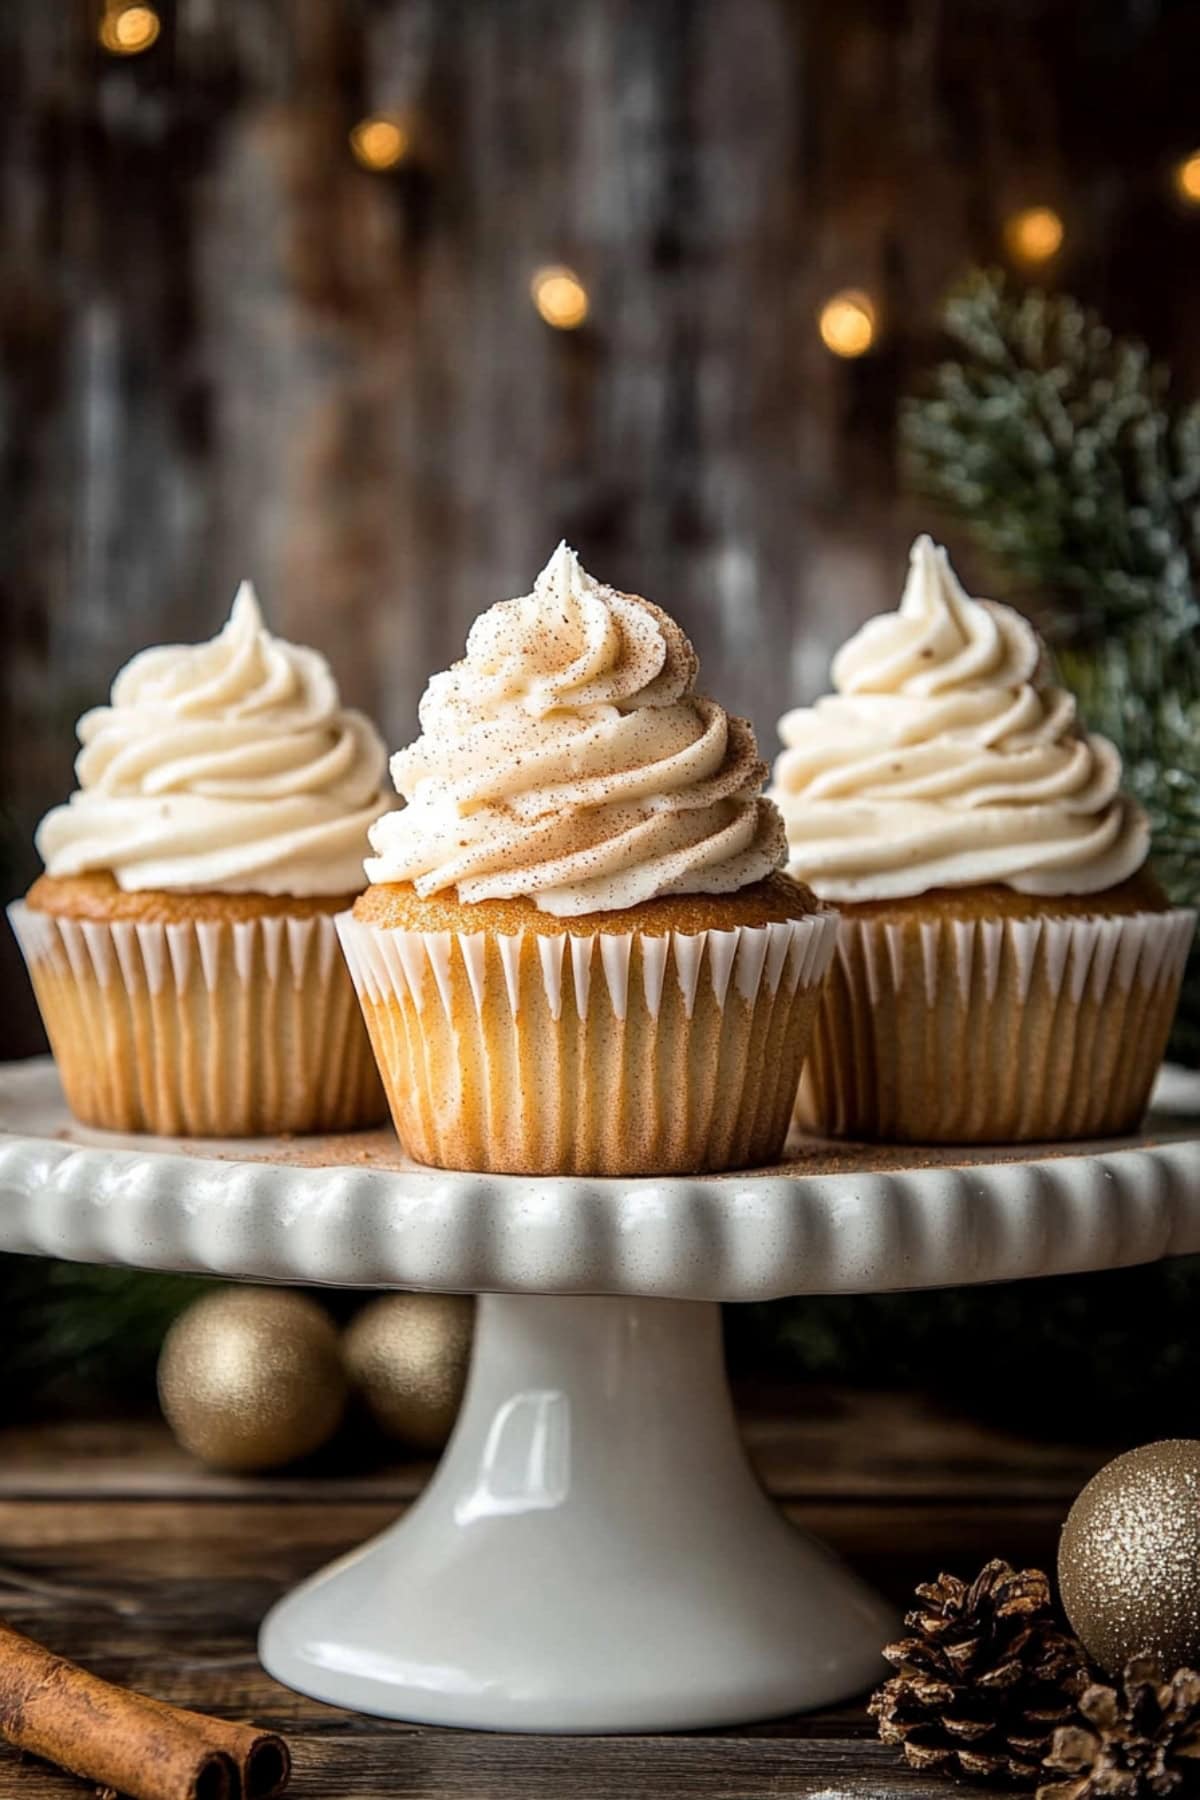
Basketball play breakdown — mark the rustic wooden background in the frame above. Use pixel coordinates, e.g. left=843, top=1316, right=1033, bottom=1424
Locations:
left=3, top=0, right=1200, bottom=1056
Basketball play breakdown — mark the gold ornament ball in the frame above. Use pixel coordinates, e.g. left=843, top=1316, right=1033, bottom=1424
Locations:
left=158, top=1287, right=347, bottom=1472
left=1060, top=1439, right=1200, bottom=1675
left=344, top=1294, right=474, bottom=1451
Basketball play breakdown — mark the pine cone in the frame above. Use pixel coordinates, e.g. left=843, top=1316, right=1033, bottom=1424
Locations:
left=1038, top=1655, right=1200, bottom=1800
left=870, top=1560, right=1088, bottom=1785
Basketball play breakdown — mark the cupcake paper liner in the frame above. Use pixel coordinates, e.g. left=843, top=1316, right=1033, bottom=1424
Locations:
left=8, top=901, right=385, bottom=1137
left=795, top=905, right=1196, bottom=1144
left=337, top=910, right=839, bottom=1175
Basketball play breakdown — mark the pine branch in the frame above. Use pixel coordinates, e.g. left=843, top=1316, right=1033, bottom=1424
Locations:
left=1061, top=641, right=1200, bottom=1064
left=902, top=270, right=1200, bottom=1062
left=0, top=1259, right=210, bottom=1418
left=901, top=269, right=1200, bottom=645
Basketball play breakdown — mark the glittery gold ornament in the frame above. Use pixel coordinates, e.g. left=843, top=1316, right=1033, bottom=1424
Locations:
left=158, top=1287, right=347, bottom=1471
left=343, top=1294, right=473, bottom=1451
left=1059, top=1440, right=1200, bottom=1675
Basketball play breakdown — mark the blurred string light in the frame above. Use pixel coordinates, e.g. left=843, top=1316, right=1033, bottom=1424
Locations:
left=98, top=2, right=161, bottom=55
left=818, top=290, right=878, bottom=358
left=531, top=266, right=589, bottom=330
left=1174, top=150, right=1200, bottom=205
left=1004, top=205, right=1064, bottom=264
left=349, top=115, right=410, bottom=172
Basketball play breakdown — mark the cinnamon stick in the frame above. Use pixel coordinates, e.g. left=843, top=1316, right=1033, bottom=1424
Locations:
left=0, top=1622, right=289, bottom=1800
left=138, top=1697, right=290, bottom=1800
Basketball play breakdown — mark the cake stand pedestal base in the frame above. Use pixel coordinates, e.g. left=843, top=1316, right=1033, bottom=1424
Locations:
left=259, top=1293, right=893, bottom=1731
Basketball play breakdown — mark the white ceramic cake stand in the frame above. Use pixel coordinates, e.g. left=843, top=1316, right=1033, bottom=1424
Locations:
left=1, top=1056, right=1200, bottom=1733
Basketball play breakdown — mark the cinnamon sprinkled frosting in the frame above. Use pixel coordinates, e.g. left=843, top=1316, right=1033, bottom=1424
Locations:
left=365, top=543, right=786, bottom=915
left=771, top=536, right=1150, bottom=901
left=37, top=583, right=391, bottom=896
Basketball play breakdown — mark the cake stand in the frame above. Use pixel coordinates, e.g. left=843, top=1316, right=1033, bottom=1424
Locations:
left=1, top=1056, right=1199, bottom=1734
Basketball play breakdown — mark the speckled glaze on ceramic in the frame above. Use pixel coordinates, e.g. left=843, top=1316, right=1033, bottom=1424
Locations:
left=2, top=1059, right=1200, bottom=1297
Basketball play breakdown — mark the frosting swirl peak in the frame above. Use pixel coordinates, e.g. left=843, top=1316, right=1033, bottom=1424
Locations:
left=37, top=582, right=390, bottom=895
left=366, top=543, right=785, bottom=915
left=771, top=536, right=1149, bottom=901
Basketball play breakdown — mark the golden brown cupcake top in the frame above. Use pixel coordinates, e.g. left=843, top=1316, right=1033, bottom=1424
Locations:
left=27, top=871, right=357, bottom=925
left=355, top=871, right=820, bottom=937
left=835, top=868, right=1168, bottom=924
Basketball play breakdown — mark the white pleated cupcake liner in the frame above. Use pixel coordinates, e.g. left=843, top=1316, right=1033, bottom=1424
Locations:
left=796, top=905, right=1196, bottom=1145
left=336, top=910, right=837, bottom=1022
left=9, top=900, right=385, bottom=1137
left=337, top=909, right=839, bottom=1175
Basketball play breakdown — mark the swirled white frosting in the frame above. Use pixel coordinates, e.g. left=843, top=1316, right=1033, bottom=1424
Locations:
left=365, top=542, right=785, bottom=915
left=37, top=582, right=390, bottom=895
left=771, top=536, right=1149, bottom=901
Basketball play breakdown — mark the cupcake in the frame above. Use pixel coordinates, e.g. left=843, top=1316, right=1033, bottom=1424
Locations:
left=338, top=542, right=837, bottom=1176
left=772, top=536, right=1195, bottom=1144
left=10, top=582, right=390, bottom=1136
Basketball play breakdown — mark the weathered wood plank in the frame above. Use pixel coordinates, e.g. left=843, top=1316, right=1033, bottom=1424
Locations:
left=0, top=1730, right=943, bottom=1800
left=0, top=1395, right=1112, bottom=1502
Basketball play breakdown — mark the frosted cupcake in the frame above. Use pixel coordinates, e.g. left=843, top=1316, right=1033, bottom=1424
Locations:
left=11, top=583, right=390, bottom=1136
left=339, top=543, right=837, bottom=1175
left=772, top=536, right=1195, bottom=1143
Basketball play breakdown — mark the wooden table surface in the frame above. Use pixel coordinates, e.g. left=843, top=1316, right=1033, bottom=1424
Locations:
left=0, top=1390, right=1114, bottom=1800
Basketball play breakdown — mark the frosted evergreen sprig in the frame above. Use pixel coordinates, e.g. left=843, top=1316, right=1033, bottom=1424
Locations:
left=901, top=270, right=1200, bottom=645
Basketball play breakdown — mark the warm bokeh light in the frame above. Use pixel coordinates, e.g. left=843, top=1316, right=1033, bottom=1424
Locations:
left=349, top=116, right=410, bottom=172
left=1174, top=151, right=1200, bottom=204
left=531, top=266, right=590, bottom=330
left=1004, top=206, right=1064, bottom=263
left=818, top=290, right=878, bottom=358
left=98, top=4, right=161, bottom=55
